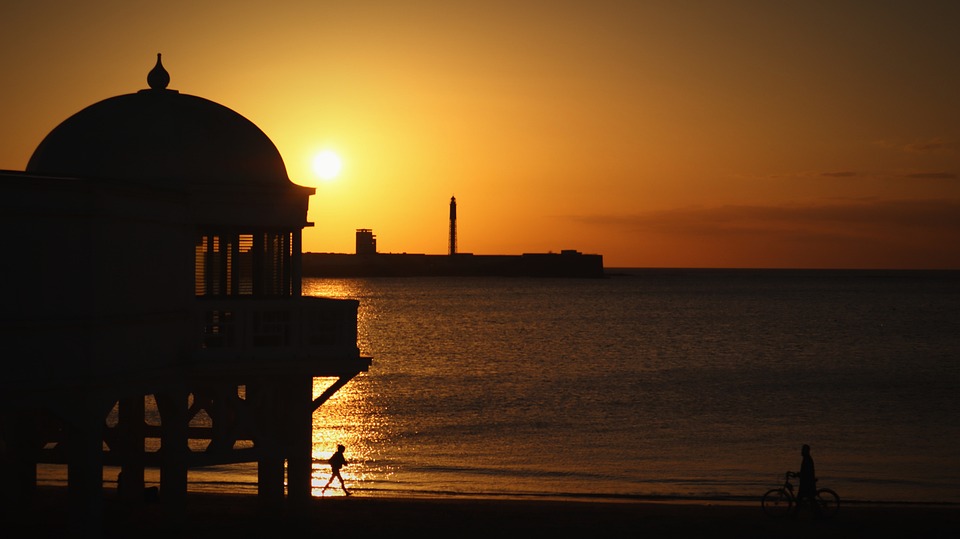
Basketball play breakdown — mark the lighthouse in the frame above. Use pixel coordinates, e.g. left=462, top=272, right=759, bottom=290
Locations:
left=449, top=196, right=458, bottom=255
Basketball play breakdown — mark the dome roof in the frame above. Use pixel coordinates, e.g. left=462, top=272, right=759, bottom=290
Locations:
left=26, top=54, right=290, bottom=187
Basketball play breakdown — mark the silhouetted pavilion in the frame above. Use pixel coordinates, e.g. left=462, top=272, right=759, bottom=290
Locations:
left=0, top=55, right=371, bottom=533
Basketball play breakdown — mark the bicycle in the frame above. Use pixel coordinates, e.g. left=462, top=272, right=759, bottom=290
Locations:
left=761, top=471, right=840, bottom=519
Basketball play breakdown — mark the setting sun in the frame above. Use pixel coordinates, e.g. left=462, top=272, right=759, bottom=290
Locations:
left=312, top=150, right=342, bottom=181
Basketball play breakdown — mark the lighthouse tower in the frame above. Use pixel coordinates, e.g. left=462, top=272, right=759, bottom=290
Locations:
left=448, top=196, right=457, bottom=255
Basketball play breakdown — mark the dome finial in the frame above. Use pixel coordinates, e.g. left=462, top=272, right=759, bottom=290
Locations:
left=147, top=53, right=170, bottom=90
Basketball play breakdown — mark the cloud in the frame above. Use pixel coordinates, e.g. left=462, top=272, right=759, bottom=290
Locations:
left=875, top=138, right=955, bottom=154
left=903, top=139, right=952, bottom=153
left=568, top=199, right=960, bottom=268
left=820, top=171, right=858, bottom=178
left=576, top=198, right=960, bottom=231
left=904, top=172, right=957, bottom=180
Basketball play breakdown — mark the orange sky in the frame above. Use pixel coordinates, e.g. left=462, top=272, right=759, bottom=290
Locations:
left=2, top=1, right=958, bottom=268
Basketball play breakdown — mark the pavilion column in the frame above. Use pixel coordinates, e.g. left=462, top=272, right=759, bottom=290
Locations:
left=253, top=381, right=285, bottom=508
left=292, top=230, right=303, bottom=296
left=157, top=390, right=188, bottom=519
left=285, top=375, right=314, bottom=508
left=117, top=395, right=145, bottom=501
left=1, top=411, right=39, bottom=512
left=65, top=394, right=105, bottom=536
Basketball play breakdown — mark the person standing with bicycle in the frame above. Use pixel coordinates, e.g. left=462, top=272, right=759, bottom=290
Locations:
left=795, top=444, right=819, bottom=516
left=762, top=444, right=839, bottom=519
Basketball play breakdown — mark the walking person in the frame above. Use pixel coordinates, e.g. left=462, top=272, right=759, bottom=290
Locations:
left=321, top=444, right=351, bottom=496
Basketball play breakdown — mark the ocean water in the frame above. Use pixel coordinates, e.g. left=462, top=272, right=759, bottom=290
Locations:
left=297, top=269, right=960, bottom=504
left=41, top=269, right=960, bottom=504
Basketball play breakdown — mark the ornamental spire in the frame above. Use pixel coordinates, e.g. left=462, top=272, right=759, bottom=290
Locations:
left=147, top=53, right=170, bottom=90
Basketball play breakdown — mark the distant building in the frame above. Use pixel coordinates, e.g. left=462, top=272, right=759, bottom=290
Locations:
left=356, top=228, right=377, bottom=255
left=0, top=55, right=370, bottom=532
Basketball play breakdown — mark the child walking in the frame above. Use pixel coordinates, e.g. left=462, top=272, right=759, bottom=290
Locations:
left=321, top=444, right=351, bottom=496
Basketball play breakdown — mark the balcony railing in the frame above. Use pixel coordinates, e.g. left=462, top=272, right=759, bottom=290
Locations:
left=193, top=296, right=362, bottom=364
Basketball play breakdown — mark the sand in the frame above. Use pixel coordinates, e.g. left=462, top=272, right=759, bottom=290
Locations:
left=14, top=489, right=959, bottom=538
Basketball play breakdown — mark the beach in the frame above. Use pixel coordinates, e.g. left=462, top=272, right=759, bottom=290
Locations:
left=18, top=489, right=959, bottom=538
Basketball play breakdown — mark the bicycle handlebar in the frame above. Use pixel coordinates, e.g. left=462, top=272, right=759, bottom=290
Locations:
left=785, top=471, right=818, bottom=483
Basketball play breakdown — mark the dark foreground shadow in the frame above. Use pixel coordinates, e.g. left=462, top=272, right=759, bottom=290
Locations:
left=10, top=488, right=960, bottom=539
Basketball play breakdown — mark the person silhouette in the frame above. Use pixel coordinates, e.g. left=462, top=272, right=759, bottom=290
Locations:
left=321, top=444, right=351, bottom=496
left=795, top=444, right=818, bottom=515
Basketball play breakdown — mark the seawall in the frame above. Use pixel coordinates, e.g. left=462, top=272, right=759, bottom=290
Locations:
left=302, top=251, right=605, bottom=278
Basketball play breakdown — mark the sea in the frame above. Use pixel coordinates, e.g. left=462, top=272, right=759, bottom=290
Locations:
left=42, top=268, right=960, bottom=505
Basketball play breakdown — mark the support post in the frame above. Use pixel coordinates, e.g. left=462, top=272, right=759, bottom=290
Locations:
left=66, top=396, right=105, bottom=536
left=285, top=376, right=314, bottom=508
left=3, top=412, right=38, bottom=508
left=157, top=390, right=188, bottom=521
left=252, top=382, right=285, bottom=509
left=118, top=395, right=145, bottom=502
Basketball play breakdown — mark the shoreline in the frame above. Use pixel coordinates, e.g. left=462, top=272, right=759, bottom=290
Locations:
left=16, top=487, right=959, bottom=538
left=36, top=478, right=960, bottom=509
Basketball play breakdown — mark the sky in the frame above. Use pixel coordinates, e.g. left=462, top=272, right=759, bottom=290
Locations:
left=2, top=1, right=959, bottom=269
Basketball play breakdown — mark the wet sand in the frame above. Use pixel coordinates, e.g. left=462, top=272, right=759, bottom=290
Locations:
left=16, top=489, right=960, bottom=538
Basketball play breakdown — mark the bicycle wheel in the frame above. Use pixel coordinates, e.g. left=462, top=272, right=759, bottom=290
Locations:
left=761, top=488, right=793, bottom=517
left=816, top=488, right=840, bottom=519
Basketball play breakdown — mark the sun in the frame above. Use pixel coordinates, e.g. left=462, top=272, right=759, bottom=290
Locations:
left=312, top=150, right=343, bottom=181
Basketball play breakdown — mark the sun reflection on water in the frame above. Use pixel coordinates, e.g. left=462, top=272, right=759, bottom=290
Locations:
left=301, top=279, right=364, bottom=300
left=311, top=373, right=391, bottom=497
left=305, top=277, right=384, bottom=495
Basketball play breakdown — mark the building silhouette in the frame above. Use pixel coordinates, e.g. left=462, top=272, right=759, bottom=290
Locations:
left=356, top=228, right=377, bottom=255
left=0, top=54, right=371, bottom=533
